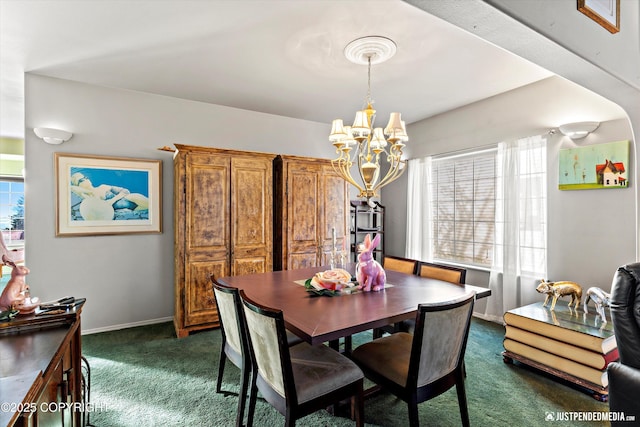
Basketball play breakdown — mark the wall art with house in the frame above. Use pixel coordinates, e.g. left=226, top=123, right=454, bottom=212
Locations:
left=558, top=140, right=629, bottom=190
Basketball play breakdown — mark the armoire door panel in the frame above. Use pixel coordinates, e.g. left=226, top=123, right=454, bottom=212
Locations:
left=233, top=257, right=268, bottom=276
left=185, top=260, right=225, bottom=326
left=232, top=158, right=270, bottom=245
left=320, top=168, right=349, bottom=254
left=289, top=167, right=320, bottom=244
left=289, top=253, right=319, bottom=270
left=187, top=161, right=229, bottom=250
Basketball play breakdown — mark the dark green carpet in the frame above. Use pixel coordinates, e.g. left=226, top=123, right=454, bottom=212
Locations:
left=82, top=318, right=609, bottom=426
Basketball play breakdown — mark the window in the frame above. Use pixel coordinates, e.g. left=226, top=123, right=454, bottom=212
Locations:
left=429, top=149, right=497, bottom=268
left=0, top=179, right=25, bottom=249
left=407, top=136, right=547, bottom=280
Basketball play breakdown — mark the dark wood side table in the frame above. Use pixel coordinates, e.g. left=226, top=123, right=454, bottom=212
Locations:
left=1, top=302, right=85, bottom=426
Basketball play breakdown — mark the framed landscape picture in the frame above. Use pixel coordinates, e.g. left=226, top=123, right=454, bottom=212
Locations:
left=558, top=140, right=629, bottom=190
left=55, top=153, right=162, bottom=236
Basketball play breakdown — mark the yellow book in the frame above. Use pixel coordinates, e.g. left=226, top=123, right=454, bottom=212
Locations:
left=503, top=301, right=616, bottom=354
left=505, top=325, right=618, bottom=370
left=503, top=339, right=608, bottom=387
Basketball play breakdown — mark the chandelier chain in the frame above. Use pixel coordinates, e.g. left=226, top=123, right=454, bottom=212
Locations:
left=366, top=55, right=372, bottom=106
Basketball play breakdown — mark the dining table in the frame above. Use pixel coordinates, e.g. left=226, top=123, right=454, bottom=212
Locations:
left=217, top=264, right=491, bottom=346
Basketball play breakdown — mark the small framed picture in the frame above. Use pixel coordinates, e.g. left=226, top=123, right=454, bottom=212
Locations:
left=578, top=0, right=620, bottom=34
left=55, top=153, right=162, bottom=236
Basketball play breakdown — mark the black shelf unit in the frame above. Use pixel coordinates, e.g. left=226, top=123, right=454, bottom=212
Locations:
left=350, top=200, right=385, bottom=262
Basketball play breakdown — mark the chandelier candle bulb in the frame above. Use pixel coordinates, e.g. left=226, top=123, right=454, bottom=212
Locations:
left=371, top=128, right=387, bottom=150
left=384, top=112, right=403, bottom=137
left=399, top=120, right=409, bottom=142
left=330, top=119, right=347, bottom=143
left=352, top=111, right=371, bottom=135
left=342, top=126, right=356, bottom=147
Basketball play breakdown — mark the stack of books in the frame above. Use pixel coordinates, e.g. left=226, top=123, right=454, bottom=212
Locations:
left=503, top=301, right=617, bottom=401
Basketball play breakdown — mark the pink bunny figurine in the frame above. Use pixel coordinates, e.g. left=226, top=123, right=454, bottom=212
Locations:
left=0, top=255, right=30, bottom=312
left=356, top=234, right=386, bottom=292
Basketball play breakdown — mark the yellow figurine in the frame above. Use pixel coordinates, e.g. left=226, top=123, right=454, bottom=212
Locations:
left=536, top=279, right=583, bottom=310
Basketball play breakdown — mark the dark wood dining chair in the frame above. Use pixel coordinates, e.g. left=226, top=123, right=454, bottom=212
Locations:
left=240, top=289, right=365, bottom=427
left=211, top=278, right=252, bottom=427
left=351, top=292, right=476, bottom=427
left=372, top=255, right=420, bottom=338
left=417, top=261, right=467, bottom=285
left=211, top=277, right=302, bottom=427
left=397, top=262, right=468, bottom=334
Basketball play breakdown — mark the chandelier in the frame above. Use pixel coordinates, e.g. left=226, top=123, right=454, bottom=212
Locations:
left=329, top=36, right=408, bottom=205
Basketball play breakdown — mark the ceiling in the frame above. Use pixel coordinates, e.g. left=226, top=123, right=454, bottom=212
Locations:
left=0, top=0, right=566, bottom=139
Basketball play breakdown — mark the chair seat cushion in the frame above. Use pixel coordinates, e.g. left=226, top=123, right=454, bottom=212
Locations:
left=351, top=332, right=413, bottom=387
left=290, top=343, right=363, bottom=404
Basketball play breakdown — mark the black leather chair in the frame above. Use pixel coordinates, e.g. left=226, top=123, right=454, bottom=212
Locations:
left=607, top=263, right=640, bottom=425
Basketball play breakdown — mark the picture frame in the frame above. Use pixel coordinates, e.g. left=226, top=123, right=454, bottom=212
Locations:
left=578, top=0, right=620, bottom=34
left=558, top=140, right=629, bottom=190
left=55, top=153, right=162, bottom=236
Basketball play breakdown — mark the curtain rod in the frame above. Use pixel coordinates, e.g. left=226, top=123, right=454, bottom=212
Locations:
left=427, top=131, right=549, bottom=161
left=429, top=143, right=498, bottom=161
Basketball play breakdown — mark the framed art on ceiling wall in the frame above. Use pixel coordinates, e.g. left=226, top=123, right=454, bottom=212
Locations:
left=55, top=153, right=162, bottom=236
left=558, top=140, right=629, bottom=190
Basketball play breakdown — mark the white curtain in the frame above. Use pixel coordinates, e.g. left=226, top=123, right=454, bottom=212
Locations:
left=484, top=135, right=547, bottom=323
left=405, top=157, right=433, bottom=261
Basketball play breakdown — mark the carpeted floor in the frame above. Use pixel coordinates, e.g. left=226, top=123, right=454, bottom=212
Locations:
left=82, top=317, right=610, bottom=426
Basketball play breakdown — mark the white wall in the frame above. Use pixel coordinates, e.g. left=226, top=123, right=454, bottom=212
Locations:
left=24, top=0, right=640, bottom=330
left=408, top=0, right=640, bottom=258
left=382, top=76, right=634, bottom=312
left=25, top=74, right=333, bottom=333
left=484, top=0, right=640, bottom=91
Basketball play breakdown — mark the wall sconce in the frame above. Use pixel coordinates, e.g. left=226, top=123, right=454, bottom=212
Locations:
left=33, top=127, right=73, bottom=145
left=558, top=121, right=600, bottom=140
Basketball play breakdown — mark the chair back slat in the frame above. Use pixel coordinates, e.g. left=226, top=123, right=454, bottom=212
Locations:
left=383, top=256, right=418, bottom=275
left=418, top=262, right=466, bottom=285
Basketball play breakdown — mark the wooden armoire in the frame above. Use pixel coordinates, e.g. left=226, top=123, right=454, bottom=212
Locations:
left=173, top=144, right=275, bottom=337
left=273, top=155, right=349, bottom=270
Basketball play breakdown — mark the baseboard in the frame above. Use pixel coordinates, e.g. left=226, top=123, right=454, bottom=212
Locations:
left=81, top=316, right=173, bottom=335
left=472, top=311, right=504, bottom=324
